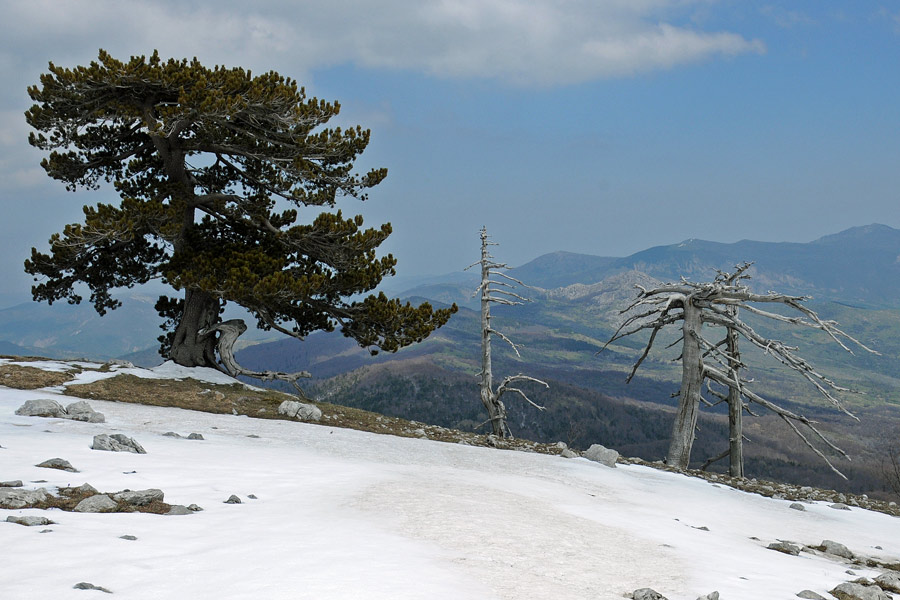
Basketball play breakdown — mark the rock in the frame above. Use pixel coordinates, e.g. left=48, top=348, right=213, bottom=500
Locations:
left=187, top=504, right=203, bottom=512
left=187, top=433, right=204, bottom=440
left=829, top=502, right=852, bottom=511
left=822, top=539, right=855, bottom=559
left=74, top=483, right=99, bottom=495
left=37, top=457, right=79, bottom=472
left=631, top=589, right=668, bottom=600
left=162, top=432, right=183, bottom=438
left=277, top=400, right=322, bottom=421
left=165, top=505, right=194, bottom=516
left=789, top=502, right=806, bottom=511
left=7, top=515, right=55, bottom=527
left=830, top=582, right=891, bottom=600
left=0, top=487, right=50, bottom=509
left=74, top=494, right=118, bottom=513
left=92, top=434, right=146, bottom=454
left=796, top=591, right=827, bottom=599
left=73, top=582, right=112, bottom=593
left=583, top=443, right=619, bottom=467
left=768, top=541, right=801, bottom=556
left=696, top=593, right=719, bottom=600
left=224, top=494, right=242, bottom=504
left=65, top=401, right=105, bottom=423
left=112, top=489, right=164, bottom=506
left=119, top=535, right=138, bottom=541
left=560, top=449, right=578, bottom=459
left=15, top=399, right=66, bottom=418
left=1, top=480, right=23, bottom=487
left=247, top=494, right=258, bottom=499
left=875, top=572, right=900, bottom=593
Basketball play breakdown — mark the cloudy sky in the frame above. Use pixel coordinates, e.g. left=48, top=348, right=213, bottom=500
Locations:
left=1, top=1, right=899, bottom=307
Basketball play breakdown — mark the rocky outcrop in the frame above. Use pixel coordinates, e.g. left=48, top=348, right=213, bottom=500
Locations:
left=7, top=515, right=55, bottom=527
left=36, top=457, right=78, bottom=472
left=112, top=489, right=164, bottom=506
left=630, top=589, right=668, bottom=600
left=821, top=539, right=854, bottom=560
left=73, top=582, right=112, bottom=593
left=830, top=582, right=892, bottom=600
left=15, top=399, right=104, bottom=422
left=0, top=487, right=50, bottom=509
left=583, top=443, right=619, bottom=467
left=74, top=494, right=118, bottom=513
left=875, top=572, right=900, bottom=593
left=768, top=541, right=801, bottom=556
left=92, top=434, right=146, bottom=454
left=796, top=591, right=826, bottom=600
left=277, top=400, right=322, bottom=421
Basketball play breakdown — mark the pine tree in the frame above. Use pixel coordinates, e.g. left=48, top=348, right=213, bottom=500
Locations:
left=25, top=50, right=455, bottom=370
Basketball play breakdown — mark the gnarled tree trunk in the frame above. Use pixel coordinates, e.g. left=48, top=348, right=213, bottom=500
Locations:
left=168, top=289, right=221, bottom=368
left=666, top=296, right=702, bottom=469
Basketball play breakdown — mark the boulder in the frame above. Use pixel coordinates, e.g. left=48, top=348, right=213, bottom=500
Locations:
left=74, top=494, right=118, bottom=513
left=7, top=515, right=55, bottom=527
left=822, top=539, right=854, bottom=559
left=73, top=582, right=112, bottom=594
left=875, top=572, right=900, bottom=593
left=829, top=503, right=852, bottom=511
left=830, top=582, right=891, bottom=600
left=277, top=400, right=322, bottom=422
left=112, top=489, right=164, bottom=506
left=0, top=487, right=50, bottom=509
left=36, top=457, right=78, bottom=472
left=631, top=589, right=668, bottom=600
left=789, top=503, right=806, bottom=511
left=15, top=399, right=66, bottom=418
left=224, top=494, right=242, bottom=504
left=1, top=480, right=23, bottom=487
left=65, top=401, right=105, bottom=423
left=583, top=443, right=619, bottom=468
left=166, top=505, right=194, bottom=516
left=768, top=541, right=801, bottom=556
left=696, top=593, right=719, bottom=600
left=560, top=449, right=578, bottom=459
left=796, top=591, right=826, bottom=600
left=73, top=483, right=99, bottom=495
left=187, top=433, right=204, bottom=440
left=92, top=434, right=146, bottom=454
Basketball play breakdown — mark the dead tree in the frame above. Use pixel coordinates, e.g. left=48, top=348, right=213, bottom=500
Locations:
left=465, top=227, right=548, bottom=438
left=604, top=263, right=878, bottom=478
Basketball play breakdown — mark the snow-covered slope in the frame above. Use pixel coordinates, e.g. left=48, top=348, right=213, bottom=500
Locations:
left=1, top=360, right=898, bottom=599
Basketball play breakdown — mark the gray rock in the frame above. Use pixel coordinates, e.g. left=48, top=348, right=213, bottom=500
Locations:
left=768, top=541, right=801, bottom=556
left=112, top=489, right=164, bottom=506
left=119, top=535, right=138, bottom=541
left=1, top=480, right=23, bottom=487
left=73, top=582, right=112, bottom=593
left=74, top=483, right=99, bottom=495
left=829, top=502, right=852, bottom=511
left=631, top=589, right=668, bottom=600
left=162, top=432, right=183, bottom=438
left=277, top=400, right=322, bottom=421
left=796, top=591, right=826, bottom=600
left=74, top=494, right=118, bottom=513
left=224, top=494, right=242, bottom=504
left=875, top=572, right=900, bottom=593
left=0, top=487, right=50, bottom=509
left=696, top=593, right=719, bottom=600
left=830, top=582, right=891, bottom=600
left=7, top=515, right=55, bottom=526
left=15, top=399, right=66, bottom=418
left=583, top=443, right=619, bottom=467
left=187, top=433, right=204, bottom=440
left=789, top=502, right=806, bottom=511
left=36, top=457, right=78, bottom=472
left=822, top=539, right=854, bottom=559
left=186, top=504, right=204, bottom=512
left=92, top=434, right=146, bottom=454
left=65, top=401, right=105, bottom=423
left=560, top=449, right=578, bottom=459
left=165, top=505, right=194, bottom=516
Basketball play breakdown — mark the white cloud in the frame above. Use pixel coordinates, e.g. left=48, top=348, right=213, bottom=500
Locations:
left=1, top=0, right=765, bottom=88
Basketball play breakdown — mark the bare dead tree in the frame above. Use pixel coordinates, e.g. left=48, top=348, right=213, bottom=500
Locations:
left=882, top=441, right=900, bottom=500
left=603, top=262, right=878, bottom=478
left=465, top=227, right=548, bottom=438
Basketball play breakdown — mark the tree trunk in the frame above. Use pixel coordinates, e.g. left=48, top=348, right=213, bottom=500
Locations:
left=168, top=289, right=221, bottom=368
left=667, top=298, right=703, bottom=468
left=726, top=316, right=744, bottom=478
left=480, top=247, right=503, bottom=436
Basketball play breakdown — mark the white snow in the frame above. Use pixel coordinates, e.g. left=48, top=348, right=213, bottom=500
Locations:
left=1, top=361, right=899, bottom=599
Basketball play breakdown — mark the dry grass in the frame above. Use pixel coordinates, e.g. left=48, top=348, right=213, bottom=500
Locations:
left=0, top=361, right=77, bottom=389
left=26, top=486, right=173, bottom=515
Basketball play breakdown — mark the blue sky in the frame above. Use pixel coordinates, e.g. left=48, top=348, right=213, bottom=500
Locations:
left=1, top=1, right=899, bottom=308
